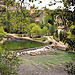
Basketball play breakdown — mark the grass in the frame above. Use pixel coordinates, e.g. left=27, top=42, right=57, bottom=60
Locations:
left=1, top=39, right=45, bottom=50
left=34, top=38, right=47, bottom=42
left=21, top=50, right=75, bottom=67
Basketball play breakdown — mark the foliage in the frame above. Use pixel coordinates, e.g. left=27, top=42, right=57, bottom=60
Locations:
left=42, top=26, right=48, bottom=35
left=61, top=0, right=75, bottom=51
left=30, top=25, right=42, bottom=37
left=55, top=30, right=58, bottom=38
left=0, top=46, right=20, bottom=75
left=49, top=25, right=55, bottom=36
left=59, top=31, right=67, bottom=42
left=53, top=34, right=60, bottom=42
left=0, top=27, right=6, bottom=39
left=29, top=23, right=37, bottom=30
left=44, top=15, right=55, bottom=25
left=67, top=25, right=75, bottom=37
left=65, top=61, right=75, bottom=75
left=0, top=10, right=31, bottom=33
left=30, top=10, right=41, bottom=18
left=3, top=0, right=15, bottom=7
left=66, top=25, right=75, bottom=51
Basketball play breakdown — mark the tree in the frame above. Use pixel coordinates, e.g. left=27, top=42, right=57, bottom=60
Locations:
left=61, top=0, right=75, bottom=51
left=0, top=27, right=6, bottom=40
left=42, top=26, right=48, bottom=35
left=30, top=25, right=42, bottom=37
left=49, top=25, right=55, bottom=36
left=0, top=27, right=20, bottom=75
left=0, top=46, right=20, bottom=75
left=66, top=25, right=75, bottom=51
left=44, top=15, right=55, bottom=25
left=29, top=23, right=37, bottom=30
left=3, top=0, right=15, bottom=12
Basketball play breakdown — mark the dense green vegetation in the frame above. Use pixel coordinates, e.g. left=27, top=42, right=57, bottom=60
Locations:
left=0, top=45, right=20, bottom=75
left=0, top=0, right=75, bottom=74
left=0, top=27, right=6, bottom=40
left=1, top=40, right=45, bottom=50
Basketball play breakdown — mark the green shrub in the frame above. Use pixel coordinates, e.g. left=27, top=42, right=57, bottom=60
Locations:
left=48, top=41, right=52, bottom=45
left=53, top=36, right=60, bottom=42
left=65, top=61, right=75, bottom=75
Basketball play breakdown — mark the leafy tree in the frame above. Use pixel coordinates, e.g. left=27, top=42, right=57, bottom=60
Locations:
left=42, top=26, right=48, bottom=35
left=44, top=15, right=55, bottom=25
left=0, top=27, right=6, bottom=40
left=61, top=0, right=75, bottom=51
left=30, top=25, right=42, bottom=37
left=0, top=27, right=20, bottom=75
left=66, top=25, right=75, bottom=51
left=49, top=25, right=55, bottom=36
left=29, top=23, right=37, bottom=30
left=0, top=46, right=20, bottom=75
left=3, top=0, right=15, bottom=12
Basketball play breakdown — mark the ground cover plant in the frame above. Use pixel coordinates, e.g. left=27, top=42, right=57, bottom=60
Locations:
left=1, top=39, right=45, bottom=50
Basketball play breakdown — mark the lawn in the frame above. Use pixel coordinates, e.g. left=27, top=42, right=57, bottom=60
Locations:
left=21, top=50, right=75, bottom=67
left=1, top=39, right=45, bottom=50
left=34, top=38, right=47, bottom=42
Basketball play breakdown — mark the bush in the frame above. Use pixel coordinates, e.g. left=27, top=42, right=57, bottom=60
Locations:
left=53, top=36, right=60, bottom=42
left=0, top=46, right=20, bottom=75
left=65, top=61, right=75, bottom=75
left=48, top=41, right=52, bottom=45
left=53, top=33, right=60, bottom=42
left=30, top=25, right=42, bottom=37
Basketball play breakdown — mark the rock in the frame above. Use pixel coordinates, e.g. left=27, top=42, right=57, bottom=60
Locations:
left=22, top=52, right=26, bottom=55
left=30, top=52, right=37, bottom=56
left=36, top=51, right=41, bottom=55
left=45, top=46, right=50, bottom=49
left=17, top=52, right=22, bottom=56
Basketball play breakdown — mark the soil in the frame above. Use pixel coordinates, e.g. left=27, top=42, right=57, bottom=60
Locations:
left=17, top=55, right=68, bottom=75
left=17, top=63, right=68, bottom=75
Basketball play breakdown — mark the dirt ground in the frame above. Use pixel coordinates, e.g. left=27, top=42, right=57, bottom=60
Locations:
left=18, top=63, right=68, bottom=75
left=17, top=54, right=68, bottom=75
